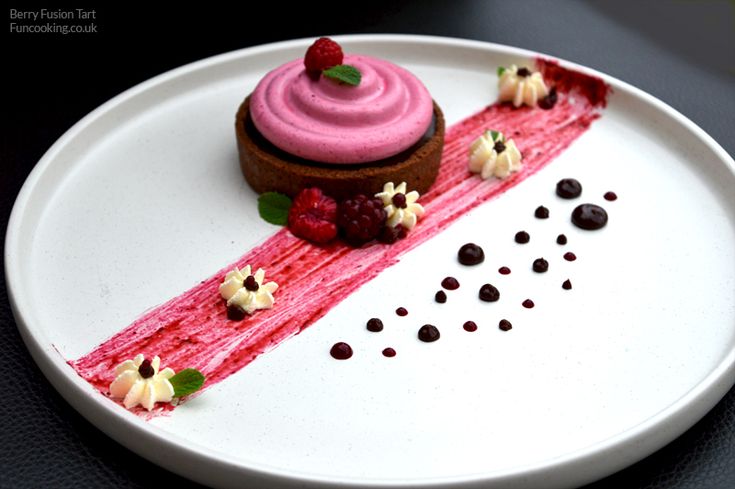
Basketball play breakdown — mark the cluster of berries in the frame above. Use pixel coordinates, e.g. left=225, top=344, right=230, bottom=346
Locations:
left=288, top=188, right=408, bottom=246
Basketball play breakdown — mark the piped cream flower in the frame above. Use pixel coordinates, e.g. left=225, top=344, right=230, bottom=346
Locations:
left=498, top=65, right=549, bottom=107
left=469, top=130, right=522, bottom=179
left=375, top=182, right=425, bottom=230
left=109, top=354, right=175, bottom=411
left=219, top=265, right=278, bottom=314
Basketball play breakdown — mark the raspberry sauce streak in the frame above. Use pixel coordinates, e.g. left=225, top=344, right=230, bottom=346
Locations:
left=71, top=60, right=609, bottom=414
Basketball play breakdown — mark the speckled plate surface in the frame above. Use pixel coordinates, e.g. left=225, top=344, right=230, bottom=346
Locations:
left=5, top=35, right=735, bottom=489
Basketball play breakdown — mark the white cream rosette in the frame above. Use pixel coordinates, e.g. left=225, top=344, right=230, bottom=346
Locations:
left=498, top=65, right=549, bottom=107
left=219, top=265, right=278, bottom=314
left=469, top=130, right=522, bottom=179
left=375, top=182, right=425, bottom=230
left=109, top=354, right=175, bottom=411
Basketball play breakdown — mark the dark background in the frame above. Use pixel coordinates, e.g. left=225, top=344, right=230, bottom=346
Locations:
left=2, top=1, right=734, bottom=487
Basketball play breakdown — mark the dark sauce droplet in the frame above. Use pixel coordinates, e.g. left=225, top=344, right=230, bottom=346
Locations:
left=441, top=277, right=460, bottom=290
left=563, top=252, right=577, bottom=262
left=138, top=359, right=155, bottom=379
left=515, top=231, right=530, bottom=244
left=330, top=342, right=353, bottom=360
left=226, top=304, right=246, bottom=321
left=532, top=258, right=549, bottom=273
left=479, top=284, right=500, bottom=302
left=396, top=307, right=408, bottom=316
left=538, top=87, right=558, bottom=110
left=522, top=299, right=535, bottom=309
left=498, top=266, right=511, bottom=275
left=418, top=324, right=441, bottom=342
left=535, top=206, right=550, bottom=219
left=463, top=321, right=478, bottom=332
left=382, top=347, right=396, bottom=357
left=435, top=290, right=447, bottom=303
left=498, top=319, right=513, bottom=331
left=562, top=279, right=573, bottom=290
left=556, top=234, right=567, bottom=245
left=556, top=178, right=582, bottom=199
left=366, top=318, right=384, bottom=332
left=604, top=191, right=618, bottom=201
left=458, top=243, right=485, bottom=265
left=243, top=275, right=259, bottom=291
left=572, top=204, right=608, bottom=230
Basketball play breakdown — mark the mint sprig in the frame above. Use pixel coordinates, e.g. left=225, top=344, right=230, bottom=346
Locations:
left=489, top=130, right=502, bottom=142
left=323, top=65, right=362, bottom=86
left=258, top=192, right=292, bottom=225
left=169, top=368, right=205, bottom=398
left=497, top=66, right=506, bottom=77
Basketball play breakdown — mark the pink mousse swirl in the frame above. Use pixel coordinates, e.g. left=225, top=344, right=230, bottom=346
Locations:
left=249, top=54, right=434, bottom=164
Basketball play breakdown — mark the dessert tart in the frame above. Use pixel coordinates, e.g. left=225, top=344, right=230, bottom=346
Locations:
left=235, top=39, right=445, bottom=200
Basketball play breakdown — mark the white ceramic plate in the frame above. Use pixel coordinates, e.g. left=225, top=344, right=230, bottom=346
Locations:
left=6, top=35, right=735, bottom=489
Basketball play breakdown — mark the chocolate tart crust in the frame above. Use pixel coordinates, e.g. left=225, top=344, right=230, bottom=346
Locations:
left=235, top=95, right=445, bottom=200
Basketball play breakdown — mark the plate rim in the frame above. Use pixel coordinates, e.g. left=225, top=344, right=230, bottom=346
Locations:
left=5, top=33, right=735, bottom=489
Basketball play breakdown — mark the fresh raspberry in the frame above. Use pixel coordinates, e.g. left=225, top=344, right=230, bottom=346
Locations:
left=287, top=188, right=338, bottom=244
left=337, top=194, right=387, bottom=245
left=304, top=37, right=344, bottom=77
left=377, top=224, right=408, bottom=244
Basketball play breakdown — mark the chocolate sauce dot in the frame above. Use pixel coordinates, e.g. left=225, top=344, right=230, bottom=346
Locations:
left=563, top=252, right=577, bottom=262
left=227, top=304, right=246, bottom=321
left=463, top=321, right=478, bottom=332
left=517, top=67, right=531, bottom=77
left=498, top=266, right=511, bottom=275
left=572, top=204, right=608, bottom=230
left=493, top=140, right=506, bottom=153
left=514, top=231, right=530, bottom=244
left=330, top=342, right=353, bottom=360
left=479, top=284, right=500, bottom=302
left=441, top=277, right=460, bottom=290
left=138, top=359, right=155, bottom=379
left=366, top=318, right=384, bottom=332
left=532, top=258, right=549, bottom=273
left=604, top=191, right=618, bottom=201
left=243, top=275, right=259, bottom=291
left=382, top=347, right=396, bottom=357
left=556, top=178, right=582, bottom=199
left=556, top=234, right=568, bottom=245
left=435, top=290, right=447, bottom=303
left=498, top=319, right=513, bottom=331
left=392, top=193, right=407, bottom=208
left=396, top=307, right=408, bottom=316
left=535, top=206, right=550, bottom=219
left=538, top=87, right=558, bottom=110
left=522, top=299, right=535, bottom=309
left=458, top=243, right=485, bottom=265
left=562, top=279, right=573, bottom=290
left=418, top=324, right=441, bottom=342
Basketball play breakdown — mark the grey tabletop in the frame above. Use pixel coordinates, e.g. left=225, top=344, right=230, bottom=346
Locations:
left=2, top=1, right=734, bottom=487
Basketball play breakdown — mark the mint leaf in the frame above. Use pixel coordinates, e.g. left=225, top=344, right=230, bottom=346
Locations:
left=169, top=368, right=205, bottom=397
left=323, top=65, right=361, bottom=86
left=489, top=130, right=501, bottom=142
left=497, top=66, right=506, bottom=77
left=258, top=192, right=292, bottom=225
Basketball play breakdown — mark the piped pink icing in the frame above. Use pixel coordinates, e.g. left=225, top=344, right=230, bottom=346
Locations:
left=250, top=54, right=434, bottom=164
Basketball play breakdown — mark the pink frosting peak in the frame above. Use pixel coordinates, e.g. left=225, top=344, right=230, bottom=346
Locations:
left=249, top=54, right=434, bottom=164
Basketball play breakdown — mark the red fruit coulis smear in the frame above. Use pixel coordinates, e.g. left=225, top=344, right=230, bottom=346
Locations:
left=70, top=59, right=609, bottom=416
